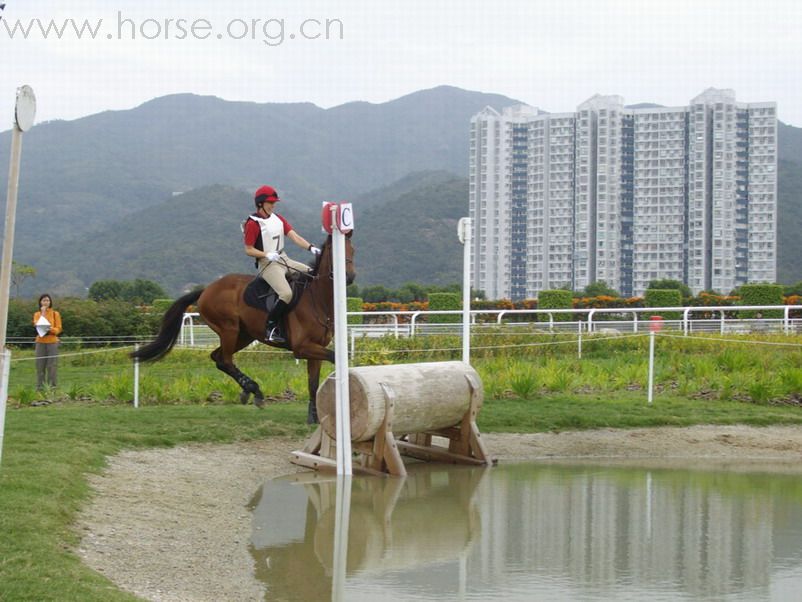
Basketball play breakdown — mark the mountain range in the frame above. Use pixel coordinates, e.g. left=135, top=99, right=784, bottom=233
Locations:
left=1, top=86, right=801, bottom=297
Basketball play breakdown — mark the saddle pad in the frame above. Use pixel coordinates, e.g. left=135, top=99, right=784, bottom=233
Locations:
left=243, top=276, right=307, bottom=313
left=244, top=279, right=276, bottom=312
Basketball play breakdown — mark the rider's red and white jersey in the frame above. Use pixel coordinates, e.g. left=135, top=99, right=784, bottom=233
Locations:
left=243, top=213, right=292, bottom=253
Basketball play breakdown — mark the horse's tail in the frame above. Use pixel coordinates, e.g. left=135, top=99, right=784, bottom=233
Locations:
left=130, top=288, right=204, bottom=362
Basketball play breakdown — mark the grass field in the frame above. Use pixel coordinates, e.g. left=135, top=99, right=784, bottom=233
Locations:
left=6, top=330, right=802, bottom=405
left=2, top=331, right=802, bottom=599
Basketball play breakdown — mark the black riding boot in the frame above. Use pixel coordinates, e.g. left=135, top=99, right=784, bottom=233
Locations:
left=266, top=299, right=289, bottom=343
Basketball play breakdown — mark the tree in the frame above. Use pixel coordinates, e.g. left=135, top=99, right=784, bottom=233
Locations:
left=647, top=279, right=692, bottom=299
left=88, top=280, right=124, bottom=301
left=88, top=278, right=166, bottom=303
left=121, top=279, right=167, bottom=304
left=581, top=281, right=620, bottom=298
left=10, top=261, right=36, bottom=297
left=360, top=285, right=393, bottom=303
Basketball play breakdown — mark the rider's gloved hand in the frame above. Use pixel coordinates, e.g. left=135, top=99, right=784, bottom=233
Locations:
left=309, top=245, right=321, bottom=256
left=266, top=251, right=280, bottom=262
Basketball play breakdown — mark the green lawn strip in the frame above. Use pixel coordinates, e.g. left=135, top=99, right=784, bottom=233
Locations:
left=0, top=404, right=311, bottom=601
left=479, top=392, right=802, bottom=432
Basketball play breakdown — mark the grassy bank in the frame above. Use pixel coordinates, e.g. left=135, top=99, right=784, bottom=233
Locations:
left=0, top=404, right=309, bottom=602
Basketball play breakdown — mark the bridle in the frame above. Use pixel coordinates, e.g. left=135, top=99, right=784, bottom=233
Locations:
left=298, top=241, right=354, bottom=335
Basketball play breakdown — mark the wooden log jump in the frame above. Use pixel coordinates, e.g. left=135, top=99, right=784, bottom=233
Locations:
left=291, top=361, right=491, bottom=476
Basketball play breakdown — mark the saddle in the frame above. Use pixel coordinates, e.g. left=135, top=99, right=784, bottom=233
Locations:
left=243, top=272, right=307, bottom=313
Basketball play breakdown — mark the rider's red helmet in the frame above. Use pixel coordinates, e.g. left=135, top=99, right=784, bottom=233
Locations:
left=254, top=185, right=280, bottom=207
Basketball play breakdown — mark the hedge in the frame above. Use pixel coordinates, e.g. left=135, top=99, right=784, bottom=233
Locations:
left=427, top=292, right=461, bottom=323
left=644, top=289, right=682, bottom=320
left=738, top=284, right=784, bottom=319
left=537, top=290, right=573, bottom=321
left=346, top=297, right=364, bottom=325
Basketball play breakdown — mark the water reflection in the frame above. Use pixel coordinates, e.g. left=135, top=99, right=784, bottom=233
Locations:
left=250, top=463, right=802, bottom=601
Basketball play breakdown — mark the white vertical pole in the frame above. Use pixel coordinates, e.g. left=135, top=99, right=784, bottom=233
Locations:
left=459, top=218, right=472, bottom=364
left=0, top=126, right=21, bottom=468
left=133, top=344, right=140, bottom=409
left=331, top=206, right=352, bottom=475
left=1, top=86, right=35, bottom=468
left=331, top=475, right=352, bottom=602
left=0, top=349, right=11, bottom=464
left=649, top=330, right=654, bottom=403
left=578, top=321, right=583, bottom=360
left=0, top=126, right=23, bottom=355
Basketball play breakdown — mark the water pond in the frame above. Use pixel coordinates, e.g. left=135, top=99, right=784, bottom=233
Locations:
left=250, top=462, right=802, bottom=601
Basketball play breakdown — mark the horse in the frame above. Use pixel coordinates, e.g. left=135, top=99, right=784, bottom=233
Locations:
left=130, top=233, right=355, bottom=423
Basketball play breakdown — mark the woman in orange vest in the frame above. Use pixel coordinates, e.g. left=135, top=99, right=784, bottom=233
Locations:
left=32, top=293, right=62, bottom=391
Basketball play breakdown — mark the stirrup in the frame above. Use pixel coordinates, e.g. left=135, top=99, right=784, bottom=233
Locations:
left=267, top=325, right=286, bottom=344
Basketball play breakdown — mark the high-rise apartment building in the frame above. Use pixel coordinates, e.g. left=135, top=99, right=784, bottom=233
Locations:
left=468, top=89, right=777, bottom=299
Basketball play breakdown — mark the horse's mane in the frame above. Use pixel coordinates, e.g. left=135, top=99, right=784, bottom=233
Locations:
left=310, top=234, right=333, bottom=276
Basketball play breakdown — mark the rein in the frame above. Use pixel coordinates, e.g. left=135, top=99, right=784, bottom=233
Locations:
left=301, top=248, right=336, bottom=335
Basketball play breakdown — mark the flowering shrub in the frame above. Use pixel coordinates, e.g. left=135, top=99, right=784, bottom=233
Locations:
left=356, top=292, right=800, bottom=315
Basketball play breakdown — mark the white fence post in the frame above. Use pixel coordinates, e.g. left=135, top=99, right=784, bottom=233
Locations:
left=458, top=217, right=472, bottom=364
left=133, top=344, right=140, bottom=409
left=647, top=331, right=656, bottom=404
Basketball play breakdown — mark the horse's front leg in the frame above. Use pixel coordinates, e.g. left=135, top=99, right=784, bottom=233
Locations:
left=292, top=342, right=335, bottom=364
left=306, top=359, right=323, bottom=424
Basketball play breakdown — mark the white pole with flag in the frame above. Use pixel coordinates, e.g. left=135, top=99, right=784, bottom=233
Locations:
left=329, top=203, right=353, bottom=475
left=1, top=86, right=36, bottom=465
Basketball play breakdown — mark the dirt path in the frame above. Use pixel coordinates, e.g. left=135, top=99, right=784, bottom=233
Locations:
left=76, top=426, right=802, bottom=601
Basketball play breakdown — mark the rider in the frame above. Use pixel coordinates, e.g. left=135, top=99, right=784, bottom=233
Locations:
left=243, top=185, right=321, bottom=343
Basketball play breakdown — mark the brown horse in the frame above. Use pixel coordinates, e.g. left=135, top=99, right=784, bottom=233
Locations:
left=131, top=233, right=355, bottom=423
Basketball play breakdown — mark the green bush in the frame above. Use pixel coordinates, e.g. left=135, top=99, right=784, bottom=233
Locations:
left=644, top=289, right=682, bottom=320
left=7, top=298, right=36, bottom=341
left=151, top=298, right=175, bottom=314
left=537, top=290, right=573, bottom=322
left=738, top=284, right=784, bottom=318
left=427, top=292, right=461, bottom=323
left=347, top=297, right=364, bottom=325
left=6, top=297, right=159, bottom=345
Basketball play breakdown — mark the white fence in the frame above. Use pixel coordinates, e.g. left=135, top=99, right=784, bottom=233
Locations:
left=176, top=305, right=802, bottom=350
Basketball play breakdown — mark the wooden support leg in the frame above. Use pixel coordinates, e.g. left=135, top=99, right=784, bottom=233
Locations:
left=377, top=382, right=406, bottom=476
left=464, top=372, right=490, bottom=463
left=302, top=425, right=323, bottom=454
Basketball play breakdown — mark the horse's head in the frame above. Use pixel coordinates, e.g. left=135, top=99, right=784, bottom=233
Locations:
left=315, top=233, right=356, bottom=284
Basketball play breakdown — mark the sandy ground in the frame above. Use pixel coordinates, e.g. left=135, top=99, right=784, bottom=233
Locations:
left=75, top=426, right=802, bottom=602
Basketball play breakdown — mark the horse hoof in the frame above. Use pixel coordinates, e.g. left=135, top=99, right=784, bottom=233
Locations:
left=239, top=391, right=251, bottom=405
left=254, top=397, right=266, bottom=409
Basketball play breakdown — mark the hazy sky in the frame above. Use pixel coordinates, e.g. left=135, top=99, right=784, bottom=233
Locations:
left=2, top=0, right=801, bottom=127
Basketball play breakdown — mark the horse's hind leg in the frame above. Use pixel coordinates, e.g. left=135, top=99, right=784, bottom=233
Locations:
left=210, top=332, right=266, bottom=408
left=306, top=359, right=323, bottom=424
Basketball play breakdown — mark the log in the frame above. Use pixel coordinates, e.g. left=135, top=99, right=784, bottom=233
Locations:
left=316, top=361, right=483, bottom=442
